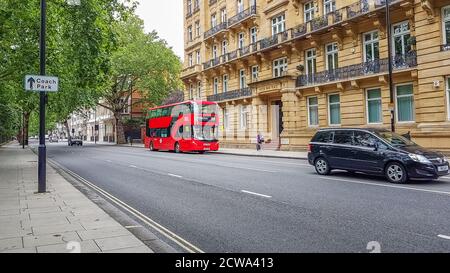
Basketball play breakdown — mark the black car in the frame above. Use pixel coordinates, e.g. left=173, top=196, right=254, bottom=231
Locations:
left=68, top=137, right=83, bottom=146
left=307, top=128, right=449, bottom=183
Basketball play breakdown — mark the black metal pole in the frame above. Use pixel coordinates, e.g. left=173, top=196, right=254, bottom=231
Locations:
left=94, top=109, right=97, bottom=144
left=38, top=0, right=47, bottom=193
left=386, top=0, right=395, bottom=132
left=22, top=112, right=25, bottom=149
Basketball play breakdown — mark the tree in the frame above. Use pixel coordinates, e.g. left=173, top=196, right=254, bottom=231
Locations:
left=0, top=0, right=135, bottom=144
left=97, top=14, right=181, bottom=144
left=162, top=90, right=185, bottom=105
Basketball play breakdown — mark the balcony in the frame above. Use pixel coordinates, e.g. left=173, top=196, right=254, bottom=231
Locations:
left=346, top=0, right=370, bottom=19
left=209, top=0, right=217, bottom=5
left=193, top=5, right=200, bottom=14
left=207, top=88, right=253, bottom=102
left=296, top=51, right=417, bottom=87
left=228, top=6, right=257, bottom=28
left=204, top=22, right=228, bottom=39
left=310, top=14, right=328, bottom=31
left=181, top=64, right=202, bottom=79
left=203, top=57, right=220, bottom=70
left=260, top=31, right=289, bottom=50
left=221, top=50, right=238, bottom=63
left=441, top=44, right=450, bottom=51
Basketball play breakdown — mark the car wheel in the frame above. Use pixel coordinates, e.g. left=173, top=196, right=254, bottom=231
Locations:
left=314, top=157, right=331, bottom=175
left=174, top=142, right=180, bottom=153
left=199, top=151, right=205, bottom=154
left=385, top=162, right=408, bottom=184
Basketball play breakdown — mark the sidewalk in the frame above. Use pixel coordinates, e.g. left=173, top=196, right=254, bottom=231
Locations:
left=0, top=143, right=153, bottom=253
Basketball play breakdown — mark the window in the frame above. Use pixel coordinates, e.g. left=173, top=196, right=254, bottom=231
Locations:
left=353, top=131, right=378, bottom=147
left=311, top=130, right=333, bottom=143
left=195, top=21, right=200, bottom=37
left=238, top=32, right=245, bottom=49
left=237, top=0, right=244, bottom=13
left=366, top=88, right=382, bottom=124
left=396, top=83, right=414, bottom=122
left=224, top=108, right=230, bottom=129
left=273, top=57, right=287, bottom=77
left=222, top=40, right=228, bottom=55
left=307, top=96, right=319, bottom=126
left=196, top=50, right=201, bottom=64
left=363, top=31, right=379, bottom=62
left=187, top=0, right=192, bottom=14
left=212, top=44, right=218, bottom=58
left=211, top=14, right=217, bottom=28
left=447, top=77, right=450, bottom=120
left=189, top=84, right=194, bottom=99
left=325, top=43, right=338, bottom=71
left=251, top=65, right=259, bottom=82
left=240, top=105, right=249, bottom=129
left=272, top=14, right=285, bottom=35
left=221, top=8, right=227, bottom=23
left=250, top=27, right=257, bottom=44
left=197, top=81, right=201, bottom=98
left=324, top=0, right=335, bottom=14
left=328, top=94, right=341, bottom=125
left=443, top=6, right=450, bottom=45
left=223, top=74, right=228, bottom=93
left=195, top=0, right=200, bottom=9
left=304, top=1, right=315, bottom=22
left=239, top=69, right=246, bottom=88
left=305, top=48, right=316, bottom=75
left=392, top=21, right=411, bottom=57
left=333, top=130, right=352, bottom=145
left=188, top=26, right=193, bottom=42
left=213, top=78, right=219, bottom=94
left=188, top=53, right=193, bottom=66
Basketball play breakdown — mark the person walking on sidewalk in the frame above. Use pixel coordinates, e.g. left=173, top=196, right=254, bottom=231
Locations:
left=256, top=132, right=264, bottom=151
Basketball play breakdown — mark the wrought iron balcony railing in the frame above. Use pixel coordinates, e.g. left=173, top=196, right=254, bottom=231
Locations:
left=260, top=31, right=288, bottom=50
left=346, top=0, right=370, bottom=19
left=291, top=23, right=307, bottom=39
left=228, top=6, right=257, bottom=27
left=331, top=8, right=344, bottom=24
left=204, top=22, right=228, bottom=39
left=311, top=14, right=329, bottom=31
left=207, top=88, right=253, bottom=102
left=221, top=50, right=238, bottom=63
left=203, top=57, right=220, bottom=70
left=296, top=52, right=417, bottom=87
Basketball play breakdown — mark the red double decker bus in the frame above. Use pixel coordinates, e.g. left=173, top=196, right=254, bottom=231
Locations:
left=144, top=100, right=220, bottom=153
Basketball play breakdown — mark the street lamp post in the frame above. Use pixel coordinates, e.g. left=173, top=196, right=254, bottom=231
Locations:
left=385, top=0, right=395, bottom=132
left=38, top=0, right=47, bottom=193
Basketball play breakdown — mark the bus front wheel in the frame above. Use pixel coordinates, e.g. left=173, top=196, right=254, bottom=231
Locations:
left=174, top=142, right=181, bottom=153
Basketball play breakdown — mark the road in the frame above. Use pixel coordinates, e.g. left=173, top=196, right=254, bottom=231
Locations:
left=38, top=141, right=450, bottom=252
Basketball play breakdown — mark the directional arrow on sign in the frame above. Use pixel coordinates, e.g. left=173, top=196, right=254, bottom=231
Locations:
left=27, top=77, right=36, bottom=90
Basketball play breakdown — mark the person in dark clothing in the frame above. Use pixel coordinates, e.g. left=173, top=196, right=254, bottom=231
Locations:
left=256, top=132, right=264, bottom=151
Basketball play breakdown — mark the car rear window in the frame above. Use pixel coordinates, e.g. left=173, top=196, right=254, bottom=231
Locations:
left=311, top=131, right=334, bottom=143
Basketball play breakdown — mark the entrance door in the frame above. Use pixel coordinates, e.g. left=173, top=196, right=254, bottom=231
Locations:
left=271, top=101, right=283, bottom=140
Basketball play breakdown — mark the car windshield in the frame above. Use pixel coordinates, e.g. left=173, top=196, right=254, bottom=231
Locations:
left=374, top=131, right=416, bottom=147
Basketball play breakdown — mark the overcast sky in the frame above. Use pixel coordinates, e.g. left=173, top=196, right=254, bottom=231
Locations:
left=135, top=1, right=184, bottom=60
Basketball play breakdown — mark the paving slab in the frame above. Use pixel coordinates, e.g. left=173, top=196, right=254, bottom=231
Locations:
left=94, top=235, right=145, bottom=252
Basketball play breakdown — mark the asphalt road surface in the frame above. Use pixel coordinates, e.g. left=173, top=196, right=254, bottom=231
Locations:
left=37, top=141, right=450, bottom=253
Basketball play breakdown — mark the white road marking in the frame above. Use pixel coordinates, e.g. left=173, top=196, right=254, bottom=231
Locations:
left=129, top=165, right=137, bottom=168
left=241, top=190, right=272, bottom=198
left=105, top=160, right=112, bottom=163
left=438, top=234, right=450, bottom=240
left=441, top=176, right=450, bottom=180
left=252, top=159, right=310, bottom=166
left=168, top=173, right=183, bottom=178
left=48, top=159, right=203, bottom=253
left=124, top=225, right=142, bottom=229
left=319, top=176, right=450, bottom=196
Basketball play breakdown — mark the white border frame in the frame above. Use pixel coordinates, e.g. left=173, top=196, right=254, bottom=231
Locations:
left=365, top=87, right=383, bottom=125
left=325, top=42, right=338, bottom=71
left=328, top=93, right=341, bottom=126
left=446, top=76, right=450, bottom=121
left=362, top=30, right=379, bottom=62
left=395, top=82, right=415, bottom=123
left=443, top=5, right=450, bottom=45
left=391, top=20, right=410, bottom=57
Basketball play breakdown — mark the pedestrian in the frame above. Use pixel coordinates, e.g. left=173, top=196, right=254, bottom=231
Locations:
left=256, top=132, right=264, bottom=151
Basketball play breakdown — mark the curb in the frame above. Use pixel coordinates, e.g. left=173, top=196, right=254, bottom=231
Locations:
left=211, top=151, right=308, bottom=160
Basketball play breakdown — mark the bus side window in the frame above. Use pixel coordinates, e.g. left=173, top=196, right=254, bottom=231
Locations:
left=161, top=129, right=168, bottom=138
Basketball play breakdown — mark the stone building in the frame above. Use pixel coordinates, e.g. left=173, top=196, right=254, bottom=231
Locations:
left=181, top=0, right=450, bottom=151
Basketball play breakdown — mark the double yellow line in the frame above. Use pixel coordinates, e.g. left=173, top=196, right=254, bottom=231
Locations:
left=48, top=159, right=204, bottom=253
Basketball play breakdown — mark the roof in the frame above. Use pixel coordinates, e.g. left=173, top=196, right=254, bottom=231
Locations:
left=317, top=127, right=390, bottom=133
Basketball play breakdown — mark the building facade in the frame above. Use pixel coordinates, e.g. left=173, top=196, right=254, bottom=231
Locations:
left=181, top=0, right=450, bottom=151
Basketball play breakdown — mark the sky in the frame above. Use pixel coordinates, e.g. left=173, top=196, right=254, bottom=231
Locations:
left=135, top=1, right=184, bottom=60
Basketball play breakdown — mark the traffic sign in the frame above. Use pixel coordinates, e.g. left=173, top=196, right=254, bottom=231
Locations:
left=24, top=75, right=59, bottom=92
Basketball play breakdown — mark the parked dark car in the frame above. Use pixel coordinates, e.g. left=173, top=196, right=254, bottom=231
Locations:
left=68, top=137, right=83, bottom=146
left=308, top=128, right=449, bottom=183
